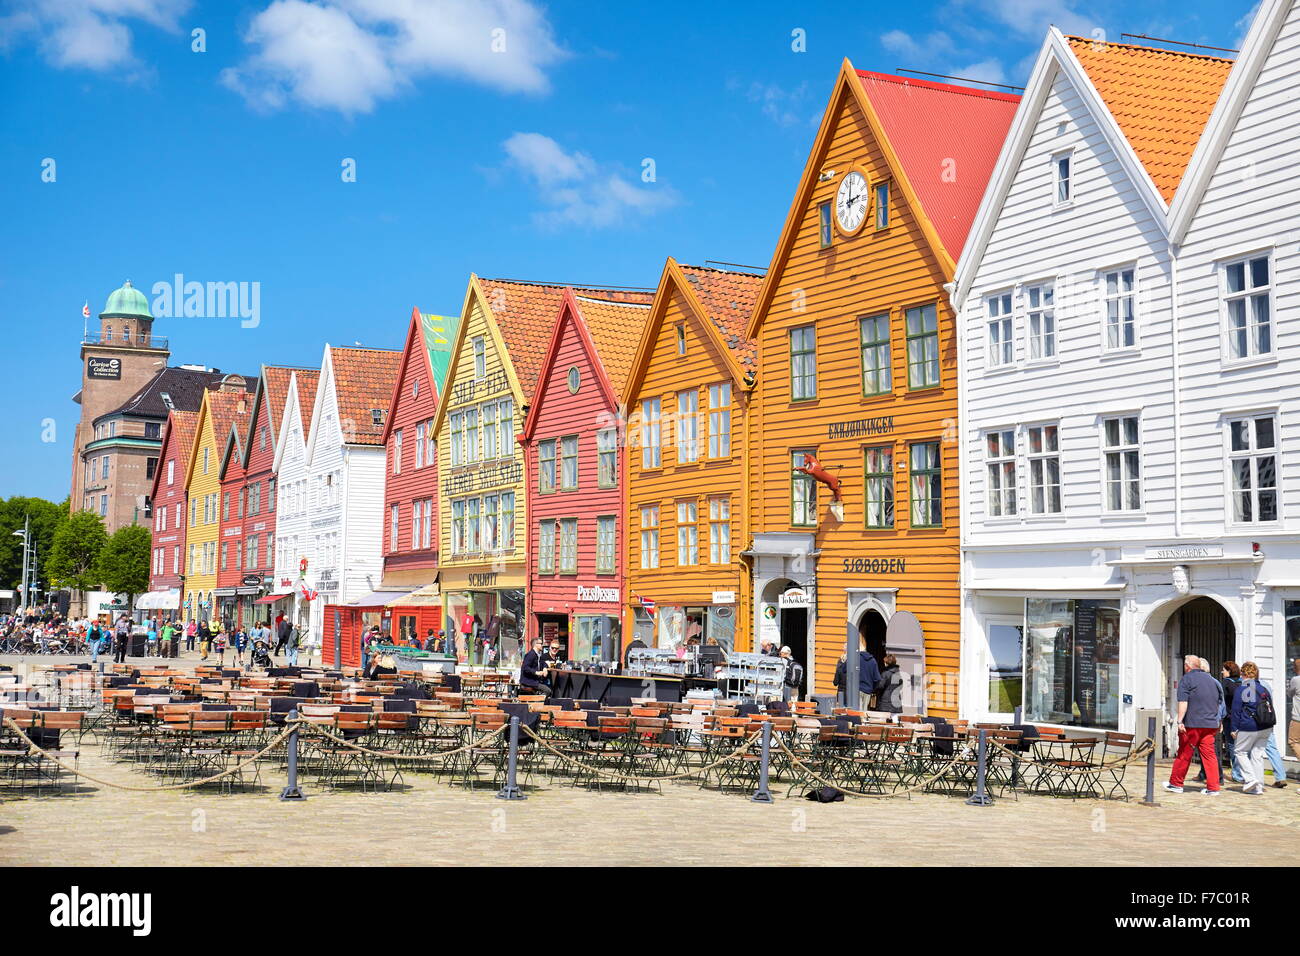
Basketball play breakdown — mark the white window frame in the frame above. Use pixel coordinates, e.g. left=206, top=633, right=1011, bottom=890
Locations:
left=984, top=428, right=1018, bottom=518
left=1099, top=413, right=1142, bottom=513
left=641, top=398, right=661, bottom=469
left=472, top=337, right=487, bottom=380
left=986, top=291, right=1014, bottom=369
left=709, top=496, right=730, bottom=565
left=390, top=504, right=399, bottom=552
left=676, top=499, right=698, bottom=567
left=640, top=505, right=659, bottom=570
left=1100, top=266, right=1138, bottom=353
left=596, top=515, right=616, bottom=574
left=1023, top=280, right=1057, bottom=363
left=1219, top=251, right=1275, bottom=367
left=1024, top=422, right=1062, bottom=516
left=1051, top=148, right=1074, bottom=207
left=538, top=519, right=556, bottom=574
left=676, top=390, right=699, bottom=463
left=1224, top=411, right=1280, bottom=527
left=559, top=517, right=578, bottom=574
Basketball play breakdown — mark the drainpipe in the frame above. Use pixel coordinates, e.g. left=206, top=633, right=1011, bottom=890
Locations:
left=1170, top=244, right=1182, bottom=539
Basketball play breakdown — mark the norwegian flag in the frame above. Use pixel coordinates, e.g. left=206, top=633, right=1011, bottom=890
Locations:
left=300, top=585, right=318, bottom=602
left=82, top=302, right=90, bottom=318
left=637, top=595, right=656, bottom=613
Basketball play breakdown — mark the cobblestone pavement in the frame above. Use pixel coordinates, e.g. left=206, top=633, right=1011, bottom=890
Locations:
left=3, top=654, right=1298, bottom=866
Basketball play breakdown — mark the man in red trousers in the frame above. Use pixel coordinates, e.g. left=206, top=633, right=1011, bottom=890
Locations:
left=1165, top=654, right=1222, bottom=794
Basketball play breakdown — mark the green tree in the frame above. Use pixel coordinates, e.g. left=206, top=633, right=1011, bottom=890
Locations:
left=45, top=510, right=108, bottom=594
left=96, top=525, right=152, bottom=611
left=0, top=496, right=67, bottom=590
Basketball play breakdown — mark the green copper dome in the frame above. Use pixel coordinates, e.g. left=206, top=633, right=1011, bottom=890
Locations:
left=102, top=280, right=153, bottom=319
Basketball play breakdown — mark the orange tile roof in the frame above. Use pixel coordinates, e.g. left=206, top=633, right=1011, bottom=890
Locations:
left=167, top=410, right=199, bottom=470
left=1066, top=36, right=1233, bottom=202
left=329, top=347, right=402, bottom=445
left=293, top=369, right=321, bottom=442
left=206, top=388, right=253, bottom=455
left=572, top=296, right=653, bottom=400
left=259, top=365, right=304, bottom=441
left=477, top=279, right=654, bottom=398
left=677, top=265, right=764, bottom=371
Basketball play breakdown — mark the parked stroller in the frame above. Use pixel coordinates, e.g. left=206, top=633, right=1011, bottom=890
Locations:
left=249, top=639, right=272, bottom=670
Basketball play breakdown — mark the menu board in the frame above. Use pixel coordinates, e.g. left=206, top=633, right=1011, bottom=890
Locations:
left=1073, top=601, right=1100, bottom=726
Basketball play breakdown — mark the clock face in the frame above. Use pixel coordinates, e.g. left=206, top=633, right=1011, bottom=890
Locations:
left=835, top=170, right=869, bottom=234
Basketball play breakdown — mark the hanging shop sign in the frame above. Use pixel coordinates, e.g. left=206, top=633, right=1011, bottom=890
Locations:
left=241, top=574, right=261, bottom=587
left=779, top=588, right=810, bottom=608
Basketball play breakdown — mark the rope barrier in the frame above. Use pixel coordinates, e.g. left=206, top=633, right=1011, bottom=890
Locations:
left=299, top=723, right=506, bottom=761
left=772, top=736, right=978, bottom=799
left=2, top=716, right=297, bottom=792
left=983, top=736, right=1155, bottom=774
left=521, top=725, right=765, bottom=783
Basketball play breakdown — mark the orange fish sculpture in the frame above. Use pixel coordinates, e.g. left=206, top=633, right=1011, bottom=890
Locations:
left=796, top=453, right=842, bottom=501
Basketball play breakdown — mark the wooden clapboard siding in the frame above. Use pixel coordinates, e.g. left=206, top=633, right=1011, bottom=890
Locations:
left=216, top=426, right=247, bottom=593
left=148, top=410, right=196, bottom=593
left=523, top=293, right=646, bottom=629
left=182, top=391, right=225, bottom=616
left=746, top=64, right=1013, bottom=716
left=625, top=263, right=759, bottom=649
left=382, top=311, right=444, bottom=580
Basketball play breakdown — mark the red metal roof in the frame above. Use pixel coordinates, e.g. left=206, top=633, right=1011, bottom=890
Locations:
left=855, top=70, right=1020, bottom=258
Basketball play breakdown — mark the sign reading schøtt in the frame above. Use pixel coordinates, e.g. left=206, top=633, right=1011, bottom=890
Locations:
left=87, top=356, right=122, bottom=380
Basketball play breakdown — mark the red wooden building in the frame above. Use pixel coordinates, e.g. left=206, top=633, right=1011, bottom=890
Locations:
left=215, top=400, right=252, bottom=628
left=520, top=290, right=652, bottom=660
left=379, top=309, right=458, bottom=643
left=145, top=409, right=198, bottom=609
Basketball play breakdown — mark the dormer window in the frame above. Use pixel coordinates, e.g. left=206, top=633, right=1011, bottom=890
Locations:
left=371, top=408, right=385, bottom=427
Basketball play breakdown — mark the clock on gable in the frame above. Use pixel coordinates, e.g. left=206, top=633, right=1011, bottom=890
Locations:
left=834, top=167, right=870, bottom=236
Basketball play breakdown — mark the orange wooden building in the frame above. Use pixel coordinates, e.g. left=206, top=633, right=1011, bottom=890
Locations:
left=745, top=61, right=1018, bottom=714
left=623, top=260, right=763, bottom=654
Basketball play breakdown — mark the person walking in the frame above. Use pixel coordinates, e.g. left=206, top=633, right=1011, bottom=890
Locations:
left=213, top=628, right=228, bottom=667
left=1198, top=659, right=1244, bottom=784
left=1232, top=661, right=1276, bottom=795
left=233, top=626, right=248, bottom=667
left=112, top=614, right=130, bottom=664
left=274, top=617, right=291, bottom=657
left=185, top=619, right=196, bottom=652
left=146, top=618, right=158, bottom=658
left=779, top=645, right=804, bottom=703
left=197, top=619, right=212, bottom=660
left=88, top=620, right=102, bottom=664
left=160, top=619, right=174, bottom=660
left=286, top=623, right=301, bottom=667
left=858, top=646, right=882, bottom=709
left=1165, top=654, right=1222, bottom=794
left=874, top=653, right=905, bottom=714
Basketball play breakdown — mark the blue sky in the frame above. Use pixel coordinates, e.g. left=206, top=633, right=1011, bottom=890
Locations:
left=0, top=0, right=1256, bottom=501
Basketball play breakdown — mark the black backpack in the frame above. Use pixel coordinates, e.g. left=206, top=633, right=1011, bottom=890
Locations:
left=1248, top=686, right=1277, bottom=730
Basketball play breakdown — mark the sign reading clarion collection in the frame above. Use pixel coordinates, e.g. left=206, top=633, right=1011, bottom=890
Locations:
left=86, top=356, right=122, bottom=380
left=1144, top=544, right=1225, bottom=561
left=827, top=416, right=894, bottom=440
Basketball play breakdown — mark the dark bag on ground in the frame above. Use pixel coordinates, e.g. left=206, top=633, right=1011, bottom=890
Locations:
left=804, top=786, right=844, bottom=803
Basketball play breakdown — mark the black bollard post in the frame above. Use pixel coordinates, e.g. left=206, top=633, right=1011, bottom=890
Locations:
left=279, top=707, right=306, bottom=800
left=1140, top=715, right=1159, bottom=806
left=496, top=715, right=526, bottom=800
left=751, top=722, right=774, bottom=803
left=966, top=729, right=993, bottom=806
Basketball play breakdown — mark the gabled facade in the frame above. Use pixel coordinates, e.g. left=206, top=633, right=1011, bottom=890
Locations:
left=951, top=31, right=1231, bottom=732
left=380, top=309, right=458, bottom=643
left=271, top=368, right=321, bottom=637
left=215, top=421, right=250, bottom=626
left=182, top=382, right=254, bottom=623
left=304, top=345, right=401, bottom=661
left=237, top=366, right=309, bottom=628
left=1164, top=0, right=1300, bottom=751
left=747, top=62, right=1018, bottom=712
left=146, top=409, right=197, bottom=604
left=521, top=289, right=653, bottom=660
left=624, top=260, right=761, bottom=658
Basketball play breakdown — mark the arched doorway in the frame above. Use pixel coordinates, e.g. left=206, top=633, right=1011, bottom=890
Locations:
left=857, top=608, right=887, bottom=663
left=759, top=577, right=811, bottom=697
left=1175, top=597, right=1236, bottom=670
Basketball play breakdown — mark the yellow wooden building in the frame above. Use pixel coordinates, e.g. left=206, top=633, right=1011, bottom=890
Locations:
left=623, top=259, right=763, bottom=654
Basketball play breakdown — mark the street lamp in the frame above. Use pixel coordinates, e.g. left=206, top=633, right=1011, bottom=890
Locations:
left=12, top=519, right=32, bottom=613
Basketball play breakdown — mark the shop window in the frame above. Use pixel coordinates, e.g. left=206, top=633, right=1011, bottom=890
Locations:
left=986, top=620, right=1024, bottom=716
left=1023, top=598, right=1120, bottom=729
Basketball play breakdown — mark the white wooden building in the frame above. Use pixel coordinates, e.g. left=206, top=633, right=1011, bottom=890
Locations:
left=270, top=368, right=320, bottom=637
left=950, top=27, right=1238, bottom=736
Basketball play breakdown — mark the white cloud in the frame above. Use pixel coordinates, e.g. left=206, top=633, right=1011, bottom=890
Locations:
left=222, top=0, right=566, bottom=115
left=0, top=0, right=189, bottom=71
left=976, top=0, right=1100, bottom=40
left=879, top=28, right=1008, bottom=89
left=502, top=132, right=678, bottom=229
left=745, top=80, right=810, bottom=127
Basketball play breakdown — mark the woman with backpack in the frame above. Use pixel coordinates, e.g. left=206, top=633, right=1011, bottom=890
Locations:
left=874, top=653, right=906, bottom=714
left=1231, top=660, right=1276, bottom=795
